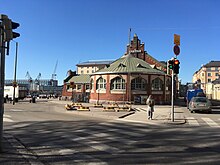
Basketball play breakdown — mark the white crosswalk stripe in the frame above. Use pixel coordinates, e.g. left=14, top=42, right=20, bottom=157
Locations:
left=186, top=117, right=199, bottom=126
left=61, top=132, right=125, bottom=154
left=187, top=117, right=220, bottom=128
left=201, top=118, right=220, bottom=128
left=3, top=114, right=13, bottom=122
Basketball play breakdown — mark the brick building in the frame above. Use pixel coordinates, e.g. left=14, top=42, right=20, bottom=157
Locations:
left=62, top=34, right=172, bottom=104
left=90, top=54, right=171, bottom=104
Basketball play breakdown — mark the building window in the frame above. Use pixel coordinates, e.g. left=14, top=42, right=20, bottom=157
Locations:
left=207, top=73, right=211, bottom=77
left=215, top=73, right=219, bottom=77
left=206, top=67, right=211, bottom=71
left=81, top=70, right=84, bottom=74
left=110, top=77, right=125, bottom=90
left=215, top=67, right=218, bottom=71
left=152, top=78, right=163, bottom=90
left=208, top=79, right=211, bottom=83
left=77, top=85, right=81, bottom=90
left=87, top=70, right=89, bottom=74
left=131, top=77, right=146, bottom=90
left=96, top=77, right=106, bottom=89
left=86, top=84, right=90, bottom=90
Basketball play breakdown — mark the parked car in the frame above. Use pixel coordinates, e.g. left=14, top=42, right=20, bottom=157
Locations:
left=189, top=97, right=212, bottom=113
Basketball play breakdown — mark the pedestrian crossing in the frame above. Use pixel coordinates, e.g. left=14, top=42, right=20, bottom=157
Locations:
left=30, top=121, right=151, bottom=164
left=3, top=114, right=13, bottom=122
left=186, top=117, right=220, bottom=127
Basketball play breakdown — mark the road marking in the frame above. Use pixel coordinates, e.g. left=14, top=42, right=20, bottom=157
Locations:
left=201, top=118, right=220, bottom=128
left=4, top=114, right=11, bottom=118
left=186, top=117, right=199, bottom=126
left=10, top=109, right=23, bottom=112
left=3, top=117, right=14, bottom=122
left=3, top=115, right=13, bottom=122
left=61, top=134, right=125, bottom=154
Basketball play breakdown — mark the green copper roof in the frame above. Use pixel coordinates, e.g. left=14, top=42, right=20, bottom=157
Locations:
left=68, top=74, right=90, bottom=84
left=92, top=54, right=165, bottom=75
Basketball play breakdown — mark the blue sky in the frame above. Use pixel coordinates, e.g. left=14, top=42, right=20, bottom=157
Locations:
left=1, top=0, right=220, bottom=85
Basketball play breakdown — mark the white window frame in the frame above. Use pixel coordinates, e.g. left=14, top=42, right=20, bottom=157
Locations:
left=152, top=78, right=163, bottom=91
left=131, top=77, right=146, bottom=90
left=111, top=77, right=125, bottom=90
left=96, top=77, right=106, bottom=90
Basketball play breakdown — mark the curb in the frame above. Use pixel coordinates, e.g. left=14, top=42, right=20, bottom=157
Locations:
left=118, top=112, right=135, bottom=118
left=166, top=118, right=187, bottom=125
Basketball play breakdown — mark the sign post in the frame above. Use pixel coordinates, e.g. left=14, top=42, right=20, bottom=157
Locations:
left=171, top=34, right=181, bottom=122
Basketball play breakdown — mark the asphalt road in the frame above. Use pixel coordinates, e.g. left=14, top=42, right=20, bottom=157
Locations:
left=3, top=101, right=220, bottom=164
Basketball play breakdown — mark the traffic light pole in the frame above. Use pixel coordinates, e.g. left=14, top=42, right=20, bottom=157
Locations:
left=171, top=70, right=174, bottom=122
left=0, top=23, right=6, bottom=152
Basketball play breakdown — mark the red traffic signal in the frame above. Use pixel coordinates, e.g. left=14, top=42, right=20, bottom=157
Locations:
left=173, top=59, right=180, bottom=74
left=174, top=59, right=180, bottom=65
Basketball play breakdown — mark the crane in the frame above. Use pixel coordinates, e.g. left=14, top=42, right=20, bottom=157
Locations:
left=51, top=60, right=58, bottom=80
left=25, top=71, right=32, bottom=83
left=25, top=71, right=33, bottom=93
left=35, top=73, right=41, bottom=85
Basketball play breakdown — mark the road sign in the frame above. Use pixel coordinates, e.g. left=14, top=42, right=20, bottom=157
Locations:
left=173, top=45, right=180, bottom=55
left=174, top=34, right=180, bottom=46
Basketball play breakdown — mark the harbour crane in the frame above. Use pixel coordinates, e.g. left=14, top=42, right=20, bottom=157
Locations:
left=35, top=73, right=41, bottom=85
left=51, top=60, right=58, bottom=81
left=25, top=71, right=33, bottom=93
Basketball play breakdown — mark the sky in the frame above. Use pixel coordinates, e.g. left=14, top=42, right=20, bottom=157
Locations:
left=1, top=0, right=220, bottom=85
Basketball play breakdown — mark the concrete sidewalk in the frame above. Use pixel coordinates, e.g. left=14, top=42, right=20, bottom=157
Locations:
left=51, top=100, right=186, bottom=125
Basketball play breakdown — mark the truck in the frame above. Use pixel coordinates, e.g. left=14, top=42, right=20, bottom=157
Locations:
left=4, top=86, right=19, bottom=102
left=186, top=88, right=205, bottom=108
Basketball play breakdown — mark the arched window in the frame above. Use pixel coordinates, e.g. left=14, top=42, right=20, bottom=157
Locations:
left=152, top=78, right=163, bottom=90
left=110, top=77, right=125, bottom=90
left=131, top=77, right=146, bottom=90
left=96, top=77, right=106, bottom=90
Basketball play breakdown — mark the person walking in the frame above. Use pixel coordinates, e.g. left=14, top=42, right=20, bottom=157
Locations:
left=146, top=95, right=155, bottom=120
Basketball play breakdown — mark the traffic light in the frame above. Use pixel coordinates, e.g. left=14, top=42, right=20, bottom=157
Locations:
left=0, top=14, right=20, bottom=41
left=168, top=59, right=174, bottom=70
left=173, top=59, right=180, bottom=74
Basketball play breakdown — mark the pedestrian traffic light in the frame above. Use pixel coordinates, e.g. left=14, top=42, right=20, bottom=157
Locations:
left=173, top=59, right=180, bottom=74
left=168, top=59, right=174, bottom=70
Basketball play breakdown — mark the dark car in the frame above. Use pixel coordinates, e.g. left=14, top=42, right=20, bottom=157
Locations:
left=189, top=97, right=212, bottom=113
